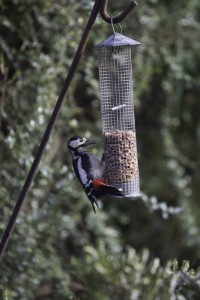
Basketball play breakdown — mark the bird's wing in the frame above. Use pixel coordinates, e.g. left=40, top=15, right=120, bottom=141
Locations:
left=81, top=152, right=104, bottom=180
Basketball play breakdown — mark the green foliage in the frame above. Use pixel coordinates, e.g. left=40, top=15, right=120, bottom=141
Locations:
left=0, top=0, right=200, bottom=299
left=71, top=246, right=200, bottom=300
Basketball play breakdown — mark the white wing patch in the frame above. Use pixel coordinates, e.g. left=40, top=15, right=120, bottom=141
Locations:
left=77, top=157, right=88, bottom=185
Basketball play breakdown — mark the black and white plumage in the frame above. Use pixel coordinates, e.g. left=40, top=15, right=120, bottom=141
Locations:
left=68, top=136, right=123, bottom=213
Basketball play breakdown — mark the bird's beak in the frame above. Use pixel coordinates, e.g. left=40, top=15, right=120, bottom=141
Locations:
left=84, top=139, right=98, bottom=146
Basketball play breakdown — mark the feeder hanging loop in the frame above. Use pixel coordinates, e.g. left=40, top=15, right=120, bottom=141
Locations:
left=100, top=0, right=138, bottom=24
left=111, top=17, right=123, bottom=35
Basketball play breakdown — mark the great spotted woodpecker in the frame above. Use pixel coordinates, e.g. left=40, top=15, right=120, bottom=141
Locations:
left=68, top=136, right=123, bottom=213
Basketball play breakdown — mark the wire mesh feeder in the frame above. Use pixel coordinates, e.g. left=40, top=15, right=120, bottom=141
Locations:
left=96, top=32, right=141, bottom=198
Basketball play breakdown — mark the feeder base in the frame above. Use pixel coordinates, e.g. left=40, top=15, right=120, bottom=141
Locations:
left=111, top=180, right=141, bottom=199
left=124, top=192, right=142, bottom=199
left=107, top=192, right=142, bottom=199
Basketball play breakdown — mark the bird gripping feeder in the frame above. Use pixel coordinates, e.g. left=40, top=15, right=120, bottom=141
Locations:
left=96, top=24, right=141, bottom=198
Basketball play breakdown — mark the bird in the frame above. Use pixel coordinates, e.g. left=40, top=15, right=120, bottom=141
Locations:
left=67, top=136, right=123, bottom=213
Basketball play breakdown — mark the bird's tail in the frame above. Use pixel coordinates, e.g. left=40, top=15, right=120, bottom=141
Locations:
left=87, top=179, right=123, bottom=213
left=92, top=179, right=123, bottom=197
left=91, top=197, right=99, bottom=214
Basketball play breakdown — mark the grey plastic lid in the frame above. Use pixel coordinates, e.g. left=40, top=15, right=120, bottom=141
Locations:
left=96, top=33, right=140, bottom=48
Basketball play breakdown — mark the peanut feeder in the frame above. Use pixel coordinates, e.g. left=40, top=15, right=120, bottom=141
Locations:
left=96, top=32, right=141, bottom=197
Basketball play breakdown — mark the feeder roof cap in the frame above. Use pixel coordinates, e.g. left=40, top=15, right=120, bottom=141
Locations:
left=96, top=33, right=140, bottom=48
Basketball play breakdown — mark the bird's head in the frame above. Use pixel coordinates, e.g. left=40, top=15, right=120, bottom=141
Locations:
left=68, top=136, right=97, bottom=153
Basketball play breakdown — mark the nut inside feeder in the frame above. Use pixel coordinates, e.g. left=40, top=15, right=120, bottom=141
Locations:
left=96, top=32, right=141, bottom=198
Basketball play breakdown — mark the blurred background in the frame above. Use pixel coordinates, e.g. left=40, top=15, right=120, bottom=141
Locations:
left=0, top=0, right=200, bottom=299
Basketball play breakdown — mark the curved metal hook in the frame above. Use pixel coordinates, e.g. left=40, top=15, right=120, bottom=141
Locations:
left=111, top=17, right=123, bottom=34
left=100, top=0, right=138, bottom=24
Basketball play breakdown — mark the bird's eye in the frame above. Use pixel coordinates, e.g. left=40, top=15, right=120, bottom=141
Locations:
left=79, top=138, right=83, bottom=142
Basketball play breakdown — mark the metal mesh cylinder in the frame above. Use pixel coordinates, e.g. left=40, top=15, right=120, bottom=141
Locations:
left=97, top=34, right=141, bottom=197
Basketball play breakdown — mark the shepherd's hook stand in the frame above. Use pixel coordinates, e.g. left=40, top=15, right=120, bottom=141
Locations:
left=0, top=0, right=138, bottom=261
